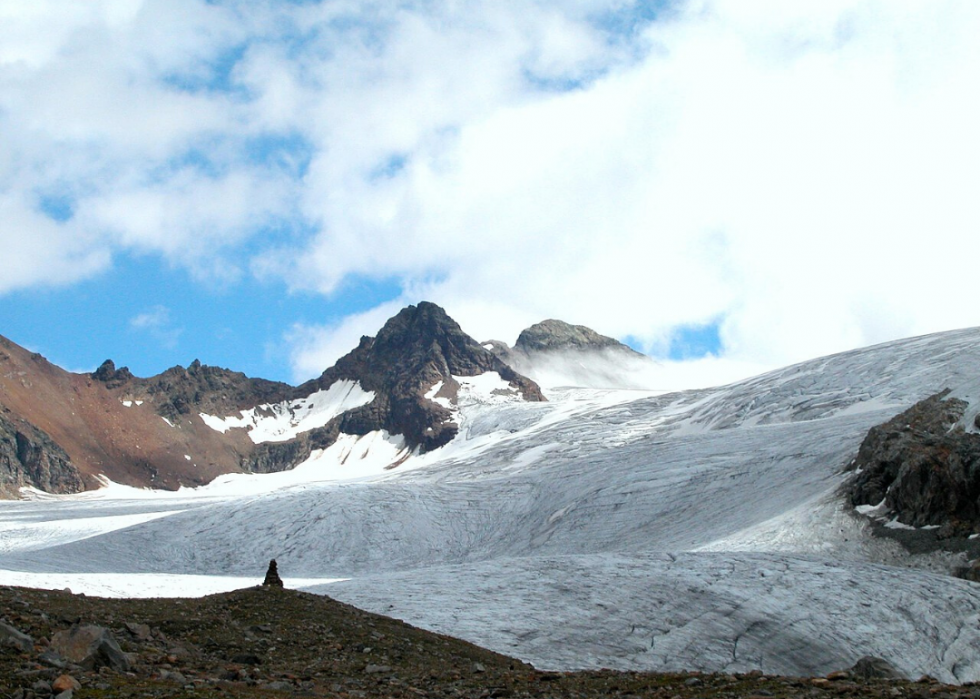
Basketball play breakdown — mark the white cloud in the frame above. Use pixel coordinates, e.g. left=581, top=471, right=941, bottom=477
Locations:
left=3, top=1, right=980, bottom=386
left=282, top=0, right=980, bottom=375
left=130, top=304, right=182, bottom=349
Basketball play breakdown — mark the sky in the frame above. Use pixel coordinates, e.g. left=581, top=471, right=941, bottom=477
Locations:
left=1, top=0, right=979, bottom=386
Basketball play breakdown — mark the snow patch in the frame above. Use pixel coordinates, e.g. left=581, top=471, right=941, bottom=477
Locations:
left=454, top=372, right=520, bottom=405
left=199, top=381, right=375, bottom=443
left=424, top=381, right=453, bottom=410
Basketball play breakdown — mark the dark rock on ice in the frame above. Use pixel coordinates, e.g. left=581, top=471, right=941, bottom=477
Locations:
left=849, top=390, right=980, bottom=530
left=849, top=656, right=908, bottom=680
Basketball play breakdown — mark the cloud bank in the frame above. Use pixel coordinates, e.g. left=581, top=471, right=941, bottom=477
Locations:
left=2, top=1, right=979, bottom=383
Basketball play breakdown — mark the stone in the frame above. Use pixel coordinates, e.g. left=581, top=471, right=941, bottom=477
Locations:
left=365, top=664, right=393, bottom=674
left=850, top=656, right=908, bottom=680
left=50, top=624, right=131, bottom=672
left=262, top=559, right=284, bottom=587
left=159, top=669, right=187, bottom=683
left=231, top=653, right=262, bottom=665
left=52, top=675, right=81, bottom=693
left=124, top=621, right=151, bottom=640
left=38, top=649, right=68, bottom=668
left=0, top=620, right=33, bottom=652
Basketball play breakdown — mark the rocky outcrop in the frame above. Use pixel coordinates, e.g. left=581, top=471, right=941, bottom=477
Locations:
left=0, top=409, right=83, bottom=495
left=93, top=358, right=292, bottom=423
left=239, top=423, right=342, bottom=474
left=305, top=302, right=544, bottom=453
left=848, top=390, right=980, bottom=532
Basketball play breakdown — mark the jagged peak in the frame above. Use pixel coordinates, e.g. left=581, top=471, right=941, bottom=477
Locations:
left=309, top=301, right=545, bottom=454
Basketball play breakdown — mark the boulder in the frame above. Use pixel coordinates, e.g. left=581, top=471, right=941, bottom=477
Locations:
left=51, top=675, right=81, bottom=693
left=50, top=624, right=131, bottom=672
left=0, top=621, right=33, bottom=652
left=849, top=656, right=908, bottom=680
left=124, top=621, right=151, bottom=641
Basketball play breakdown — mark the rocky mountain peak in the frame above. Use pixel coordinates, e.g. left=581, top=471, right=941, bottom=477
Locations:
left=515, top=319, right=640, bottom=355
left=312, top=302, right=544, bottom=453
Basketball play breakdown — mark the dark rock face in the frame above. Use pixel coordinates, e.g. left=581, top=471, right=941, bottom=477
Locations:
left=848, top=390, right=980, bottom=530
left=0, top=410, right=83, bottom=495
left=306, top=302, right=545, bottom=453
left=514, top=319, right=641, bottom=356
left=95, top=358, right=292, bottom=423
left=849, top=656, right=908, bottom=680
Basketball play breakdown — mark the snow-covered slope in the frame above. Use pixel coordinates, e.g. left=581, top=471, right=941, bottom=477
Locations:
left=4, top=328, right=980, bottom=680
left=198, top=380, right=375, bottom=443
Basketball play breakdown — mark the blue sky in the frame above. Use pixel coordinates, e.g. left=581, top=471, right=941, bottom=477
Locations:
left=2, top=1, right=979, bottom=385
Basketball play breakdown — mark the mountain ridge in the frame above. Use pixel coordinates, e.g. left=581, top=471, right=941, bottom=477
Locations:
left=0, top=303, right=545, bottom=495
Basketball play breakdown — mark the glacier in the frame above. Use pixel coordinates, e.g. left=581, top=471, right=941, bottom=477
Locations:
left=4, top=327, right=980, bottom=681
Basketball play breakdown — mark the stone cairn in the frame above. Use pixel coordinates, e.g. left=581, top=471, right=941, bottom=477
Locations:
left=262, top=559, right=284, bottom=587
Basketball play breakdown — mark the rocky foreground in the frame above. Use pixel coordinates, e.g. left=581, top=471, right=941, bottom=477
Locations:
left=0, top=582, right=974, bottom=699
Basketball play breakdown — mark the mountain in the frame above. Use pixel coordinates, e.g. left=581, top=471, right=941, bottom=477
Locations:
left=0, top=303, right=543, bottom=495
left=9, top=316, right=980, bottom=680
left=298, top=301, right=544, bottom=453
left=485, top=318, right=659, bottom=389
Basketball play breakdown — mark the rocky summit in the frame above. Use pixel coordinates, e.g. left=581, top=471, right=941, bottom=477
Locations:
left=303, top=302, right=544, bottom=453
